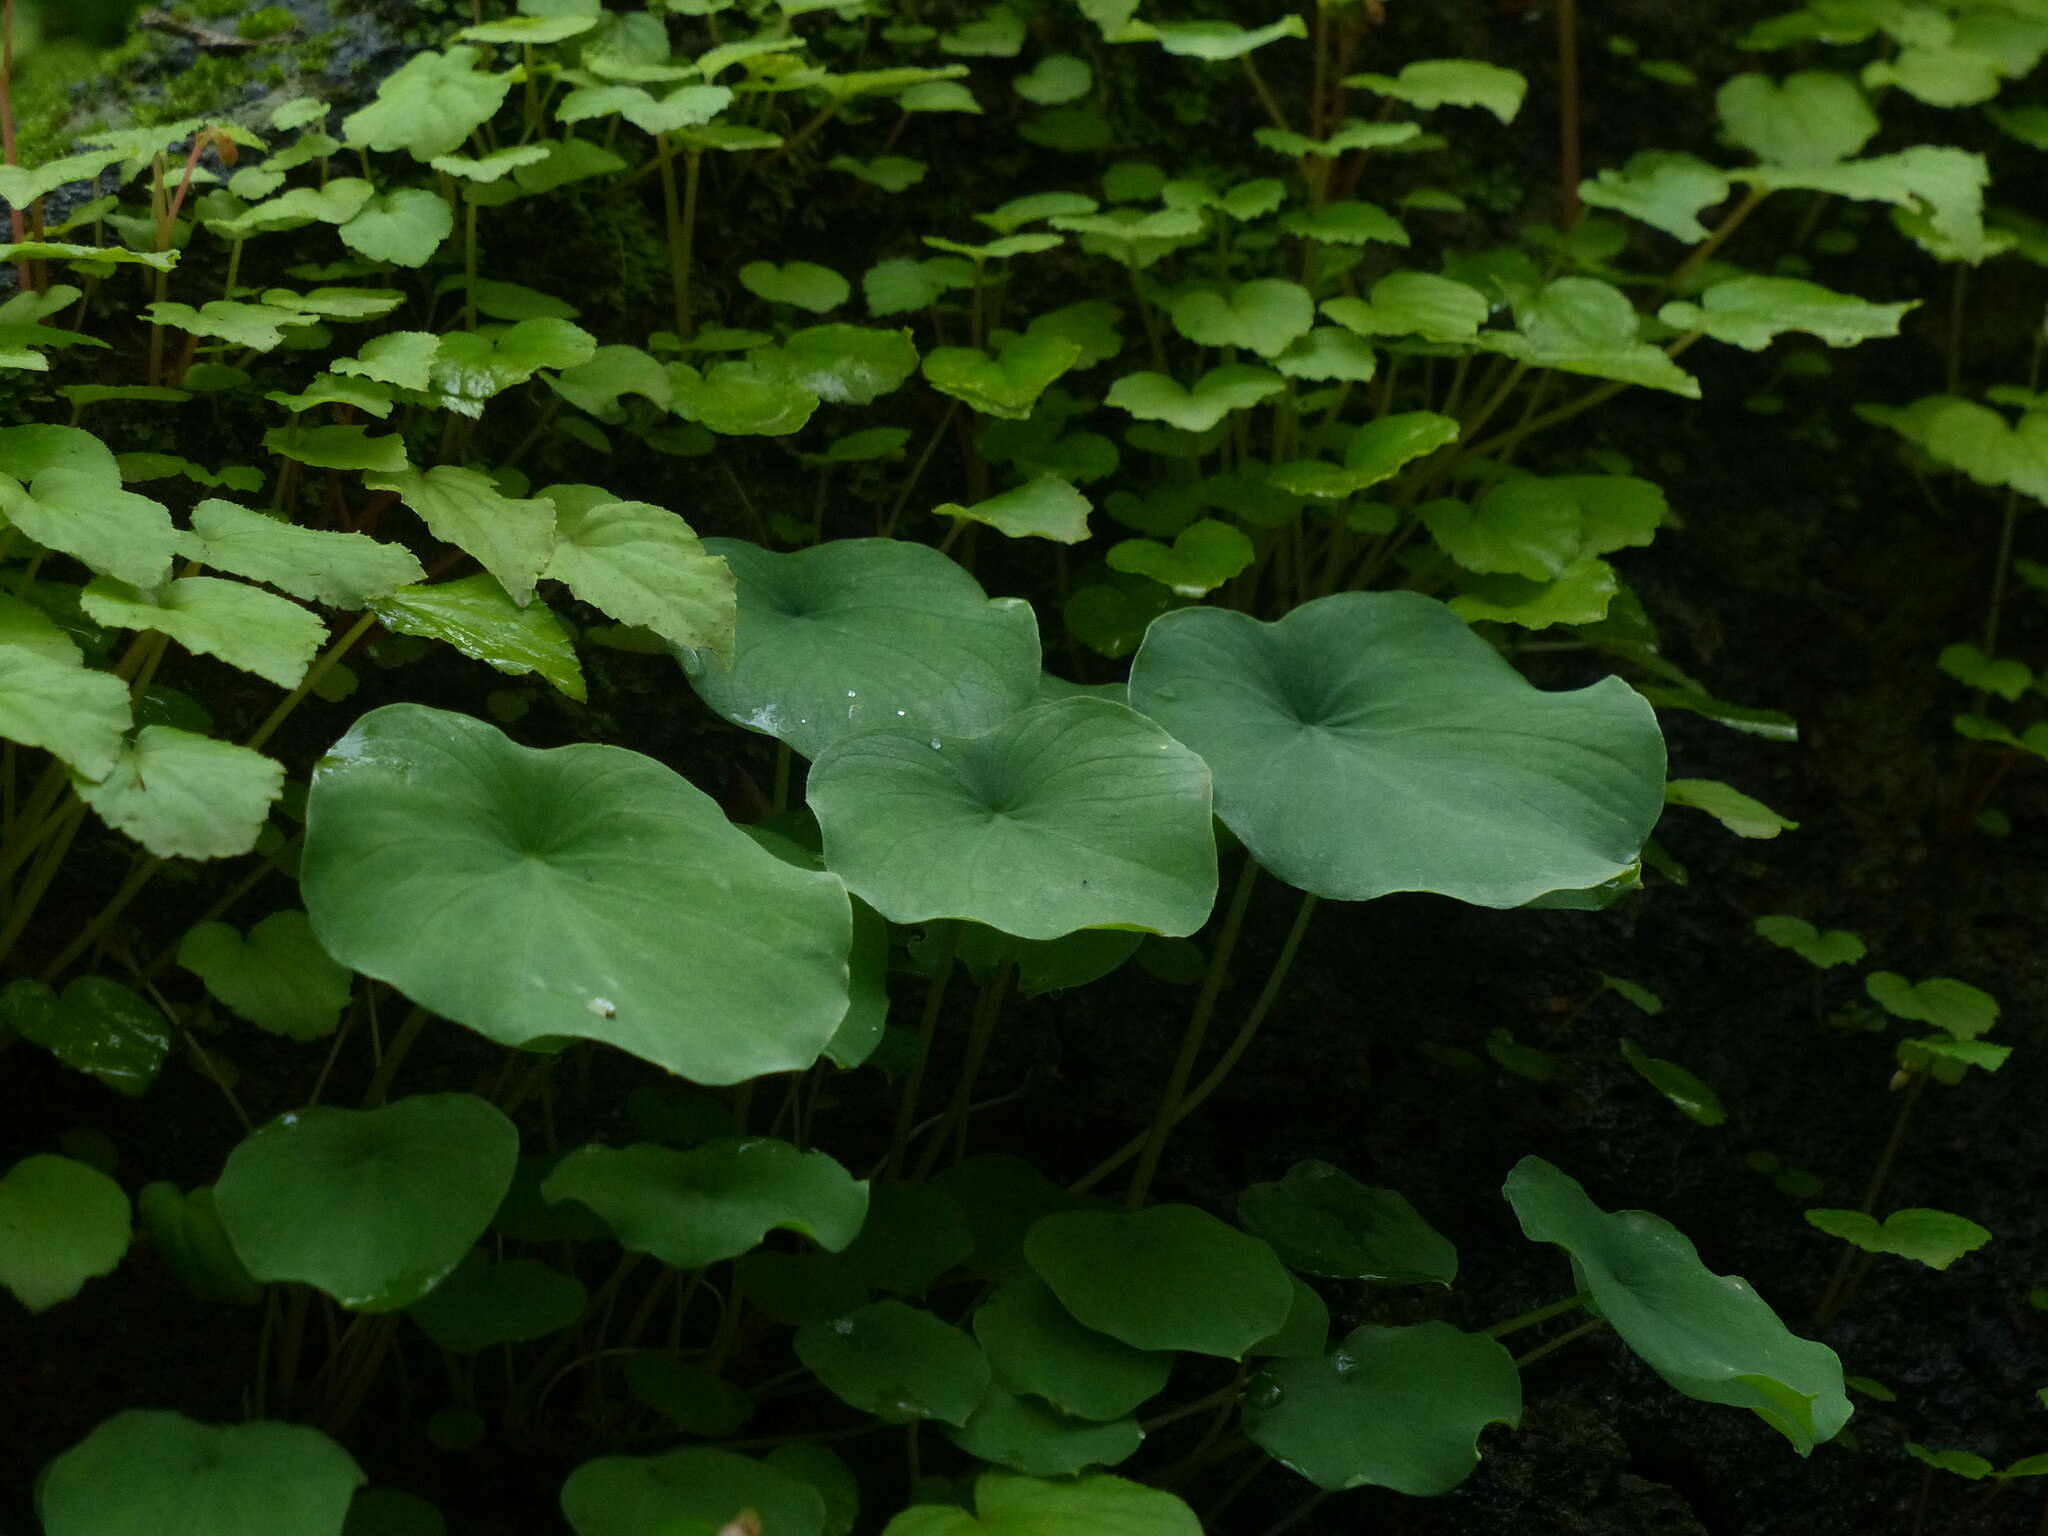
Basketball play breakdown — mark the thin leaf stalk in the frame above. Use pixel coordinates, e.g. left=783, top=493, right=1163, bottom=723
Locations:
left=915, top=949, right=1014, bottom=1179
left=884, top=920, right=960, bottom=1177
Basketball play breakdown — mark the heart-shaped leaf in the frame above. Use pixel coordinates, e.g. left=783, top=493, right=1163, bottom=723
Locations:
left=1717, top=70, right=1878, bottom=166
left=783, top=324, right=921, bottom=405
left=827, top=1181, right=973, bottom=1296
left=342, top=45, right=512, bottom=160
left=1504, top=1156, right=1851, bottom=1454
left=1804, top=1208, right=1992, bottom=1270
left=406, top=1250, right=587, bottom=1351
left=39, top=1411, right=363, bottom=1536
left=680, top=537, right=1041, bottom=760
left=562, top=1447, right=824, bottom=1536
left=0, top=640, right=133, bottom=779
left=796, top=1300, right=992, bottom=1426
left=670, top=354, right=821, bottom=435
left=975, top=1273, right=1173, bottom=1421
left=1025, top=1204, right=1292, bottom=1358
left=1168, top=280, right=1313, bottom=358
left=1105, top=365, right=1284, bottom=431
left=1244, top=1322, right=1521, bottom=1494
left=338, top=188, right=455, bottom=266
left=1107, top=520, right=1253, bottom=597
left=2, top=976, right=170, bottom=1097
left=880, top=1472, right=1199, bottom=1536
left=75, top=726, right=286, bottom=860
left=740, top=260, right=851, bottom=313
left=1348, top=58, right=1527, bottom=121
left=1128, top=591, right=1666, bottom=905
left=923, top=334, right=1083, bottom=420
left=1478, top=278, right=1700, bottom=398
left=0, top=1153, right=130, bottom=1311
left=1237, top=1161, right=1456, bottom=1284
left=1753, top=914, right=1865, bottom=969
left=808, top=697, right=1217, bottom=940
left=215, top=1094, right=518, bottom=1312
left=541, top=1139, right=867, bottom=1269
left=302, top=705, right=852, bottom=1084
left=178, top=910, right=352, bottom=1040
left=1322, top=272, right=1489, bottom=342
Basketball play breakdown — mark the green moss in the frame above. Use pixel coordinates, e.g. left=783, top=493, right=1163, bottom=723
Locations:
left=238, top=6, right=297, bottom=40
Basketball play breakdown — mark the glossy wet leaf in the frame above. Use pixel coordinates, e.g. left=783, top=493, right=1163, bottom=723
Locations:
left=0, top=1153, right=130, bottom=1311
left=924, top=334, right=1083, bottom=420
left=542, top=1139, right=866, bottom=1269
left=938, top=475, right=1091, bottom=543
left=1245, top=1322, right=1520, bottom=1494
left=82, top=576, right=324, bottom=690
left=1026, top=1204, right=1291, bottom=1358
left=1128, top=591, right=1665, bottom=905
left=670, top=355, right=820, bottom=436
left=77, top=727, right=285, bottom=860
left=1865, top=972, right=1998, bottom=1038
left=783, top=325, right=920, bottom=405
left=809, top=697, right=1216, bottom=940
left=2, top=977, right=169, bottom=1097
left=178, top=910, right=352, bottom=1040
left=177, top=498, right=424, bottom=607
left=541, top=488, right=735, bottom=662
left=1504, top=1156, right=1851, bottom=1453
left=1168, top=280, right=1312, bottom=358
left=301, top=705, right=852, bottom=1084
left=1348, top=59, right=1527, bottom=121
left=1804, top=1208, right=1991, bottom=1270
left=880, top=1471, right=1199, bottom=1536
left=1238, top=1161, right=1456, bottom=1284
left=407, top=1250, right=587, bottom=1351
left=947, top=1388, right=1142, bottom=1478
left=1666, top=777, right=1797, bottom=838
left=1660, top=276, right=1913, bottom=350
left=372, top=575, right=584, bottom=700
left=343, top=45, right=512, bottom=160
left=1717, top=71, right=1878, bottom=165
left=1479, top=278, right=1700, bottom=398
left=680, top=537, right=1040, bottom=760
left=1578, top=152, right=1730, bottom=242
left=797, top=1300, right=991, bottom=1425
left=1619, top=1039, right=1727, bottom=1126
left=562, top=1447, right=824, bottom=1536
left=215, top=1094, right=517, bottom=1311
left=1753, top=914, right=1865, bottom=968
left=1106, top=365, right=1285, bottom=431
left=975, top=1273, right=1173, bottom=1420
left=40, top=1411, right=363, bottom=1536
left=1107, top=521, right=1253, bottom=598
left=0, top=642, right=133, bottom=778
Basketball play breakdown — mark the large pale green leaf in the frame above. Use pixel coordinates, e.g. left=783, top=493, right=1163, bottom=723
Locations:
left=342, top=46, right=513, bottom=160
left=76, top=727, right=284, bottom=860
left=1859, top=396, right=2048, bottom=502
left=177, top=498, right=424, bottom=607
left=1347, top=59, right=1527, bottom=121
left=783, top=325, right=920, bottom=405
left=796, top=1300, right=991, bottom=1426
left=1578, top=152, right=1731, bottom=243
left=937, top=475, right=1092, bottom=543
left=1423, top=473, right=1665, bottom=580
left=1127, top=592, right=1666, bottom=905
left=1, top=977, right=169, bottom=1098
left=1660, top=276, right=1914, bottom=350
left=262, top=424, right=407, bottom=472
left=1167, top=280, right=1313, bottom=358
left=82, top=577, right=324, bottom=690
left=370, top=576, right=585, bottom=701
left=141, top=301, right=317, bottom=352
left=1244, top=1323, right=1520, bottom=1494
left=541, top=1139, right=867, bottom=1268
left=974, top=1273, right=1173, bottom=1421
left=562, top=1448, right=823, bottom=1536
left=1025, top=1205, right=1292, bottom=1358
left=808, top=697, right=1217, bottom=940
left=1740, top=147, right=1990, bottom=261
left=177, top=910, right=352, bottom=1040
left=0, top=641, right=132, bottom=778
left=881, top=1473, right=1199, bottom=1536
left=40, top=1412, right=363, bottom=1536
left=429, top=319, right=598, bottom=417
left=300, top=705, right=852, bottom=1084
left=367, top=466, right=557, bottom=604
left=1478, top=278, right=1700, bottom=398
left=338, top=189, right=455, bottom=266
left=679, top=537, right=1041, bottom=760
left=1237, top=1161, right=1456, bottom=1284
left=669, top=353, right=820, bottom=436
left=540, top=487, right=735, bottom=661
left=1322, top=272, right=1490, bottom=343
left=215, top=1094, right=517, bottom=1311
left=0, top=440, right=176, bottom=587
left=1504, top=1156, right=1851, bottom=1454
left=0, top=1153, right=130, bottom=1311
left=1105, top=365, right=1284, bottom=431
left=1717, top=71, right=1878, bottom=165
left=924, top=334, right=1083, bottom=420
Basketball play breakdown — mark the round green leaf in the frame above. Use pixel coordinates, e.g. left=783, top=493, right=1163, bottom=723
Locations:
left=796, top=1300, right=992, bottom=1426
left=1127, top=591, right=1665, bottom=905
left=783, top=324, right=920, bottom=405
left=1237, top=1161, right=1457, bottom=1283
left=1244, top=1322, right=1521, bottom=1494
left=880, top=1472, right=1199, bottom=1536
left=405, top=1249, right=586, bottom=1352
left=301, top=704, right=852, bottom=1085
left=540, top=1138, right=867, bottom=1269
left=974, top=1273, right=1173, bottom=1421
left=178, top=910, right=353, bottom=1041
left=681, top=538, right=1040, bottom=761
left=946, top=1387, right=1143, bottom=1477
left=40, top=1410, right=363, bottom=1536
left=214, top=1093, right=518, bottom=1311
left=808, top=697, right=1217, bottom=940
left=1025, top=1204, right=1292, bottom=1358
left=0, top=1152, right=131, bottom=1312
left=1504, top=1156, right=1851, bottom=1454
left=740, top=261, right=850, bottom=313
left=562, top=1447, right=824, bottom=1536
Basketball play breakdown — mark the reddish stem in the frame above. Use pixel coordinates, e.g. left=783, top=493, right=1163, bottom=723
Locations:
left=0, top=0, right=28, bottom=293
